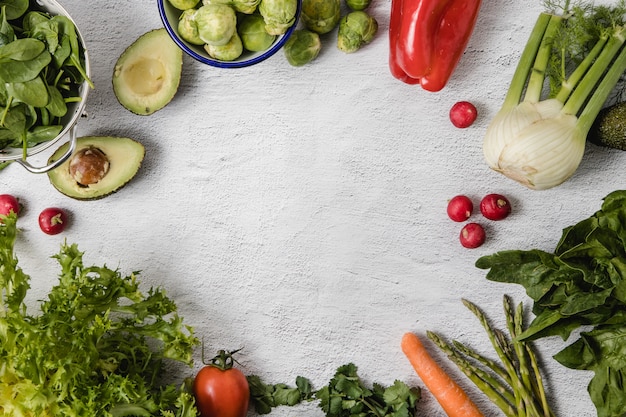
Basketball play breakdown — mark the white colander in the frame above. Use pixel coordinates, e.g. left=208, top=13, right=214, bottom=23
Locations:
left=0, top=0, right=91, bottom=173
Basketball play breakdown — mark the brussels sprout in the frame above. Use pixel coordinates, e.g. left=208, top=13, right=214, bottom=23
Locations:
left=259, top=0, right=298, bottom=35
left=232, top=0, right=262, bottom=13
left=204, top=32, right=244, bottom=60
left=168, top=0, right=200, bottom=10
left=283, top=29, right=321, bottom=66
left=301, top=0, right=340, bottom=34
left=337, top=11, right=377, bottom=53
left=178, top=9, right=204, bottom=45
left=195, top=4, right=237, bottom=46
left=202, top=0, right=231, bottom=5
left=238, top=14, right=276, bottom=52
left=345, top=0, right=371, bottom=11
left=203, top=0, right=260, bottom=13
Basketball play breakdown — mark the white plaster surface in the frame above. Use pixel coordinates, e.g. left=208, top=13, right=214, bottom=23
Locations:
left=2, top=0, right=624, bottom=415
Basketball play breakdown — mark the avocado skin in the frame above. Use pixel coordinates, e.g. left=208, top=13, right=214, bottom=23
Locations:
left=589, top=102, right=626, bottom=150
left=47, top=136, right=145, bottom=200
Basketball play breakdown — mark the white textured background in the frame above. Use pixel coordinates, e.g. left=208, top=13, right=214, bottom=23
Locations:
left=2, top=0, right=624, bottom=415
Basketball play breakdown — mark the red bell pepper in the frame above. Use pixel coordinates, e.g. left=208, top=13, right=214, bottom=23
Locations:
left=389, top=0, right=482, bottom=92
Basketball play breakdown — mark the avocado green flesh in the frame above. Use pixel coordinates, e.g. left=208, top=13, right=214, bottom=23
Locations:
left=47, top=136, right=145, bottom=200
left=112, top=28, right=183, bottom=116
left=589, top=102, right=626, bottom=151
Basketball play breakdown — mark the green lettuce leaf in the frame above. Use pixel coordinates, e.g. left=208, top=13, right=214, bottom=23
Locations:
left=0, top=212, right=199, bottom=416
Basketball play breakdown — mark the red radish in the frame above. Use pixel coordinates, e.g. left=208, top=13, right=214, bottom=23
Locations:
left=480, top=193, right=511, bottom=220
left=460, top=223, right=485, bottom=248
left=449, top=101, right=478, bottom=128
left=38, top=207, right=67, bottom=235
left=447, top=195, right=473, bottom=222
left=0, top=194, right=20, bottom=216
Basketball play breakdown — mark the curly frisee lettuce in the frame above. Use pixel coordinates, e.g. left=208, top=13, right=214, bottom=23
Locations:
left=0, top=213, right=199, bottom=417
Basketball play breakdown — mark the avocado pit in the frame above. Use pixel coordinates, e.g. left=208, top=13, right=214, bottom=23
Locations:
left=69, top=146, right=110, bottom=186
left=48, top=136, right=145, bottom=200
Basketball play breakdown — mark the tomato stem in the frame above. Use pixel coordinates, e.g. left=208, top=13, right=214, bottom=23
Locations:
left=201, top=343, right=243, bottom=370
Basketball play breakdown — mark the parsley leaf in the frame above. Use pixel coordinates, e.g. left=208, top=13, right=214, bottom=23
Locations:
left=248, top=363, right=420, bottom=417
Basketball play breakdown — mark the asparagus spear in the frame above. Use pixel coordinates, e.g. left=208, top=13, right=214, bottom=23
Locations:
left=427, top=295, right=555, bottom=417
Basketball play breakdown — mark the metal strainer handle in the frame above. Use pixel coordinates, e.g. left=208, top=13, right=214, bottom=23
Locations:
left=16, top=126, right=78, bottom=174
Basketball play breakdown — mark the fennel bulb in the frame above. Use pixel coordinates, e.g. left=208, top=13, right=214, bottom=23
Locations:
left=483, top=3, right=626, bottom=190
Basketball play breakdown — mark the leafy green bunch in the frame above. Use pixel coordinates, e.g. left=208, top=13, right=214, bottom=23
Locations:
left=477, top=190, right=626, bottom=417
left=0, top=0, right=93, bottom=156
left=0, top=213, right=199, bottom=417
left=248, top=363, right=421, bottom=417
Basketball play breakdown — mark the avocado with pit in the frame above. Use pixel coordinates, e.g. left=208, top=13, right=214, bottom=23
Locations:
left=47, top=136, right=145, bottom=200
left=113, top=28, right=183, bottom=116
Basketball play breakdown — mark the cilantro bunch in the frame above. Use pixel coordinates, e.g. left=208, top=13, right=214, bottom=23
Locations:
left=0, top=213, right=199, bottom=417
left=248, top=363, right=421, bottom=417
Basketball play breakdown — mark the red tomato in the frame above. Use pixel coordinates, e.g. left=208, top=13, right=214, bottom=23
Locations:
left=193, top=365, right=250, bottom=417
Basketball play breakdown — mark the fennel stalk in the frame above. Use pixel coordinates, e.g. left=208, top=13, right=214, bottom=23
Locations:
left=483, top=1, right=626, bottom=190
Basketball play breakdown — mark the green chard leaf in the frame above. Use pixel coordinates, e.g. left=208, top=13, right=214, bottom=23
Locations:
left=554, top=325, right=626, bottom=417
left=475, top=248, right=564, bottom=300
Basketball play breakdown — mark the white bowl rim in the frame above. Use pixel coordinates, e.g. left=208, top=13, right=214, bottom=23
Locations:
left=158, top=0, right=301, bottom=68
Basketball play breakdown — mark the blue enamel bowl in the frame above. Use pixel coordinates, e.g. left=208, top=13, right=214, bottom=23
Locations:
left=158, top=0, right=301, bottom=68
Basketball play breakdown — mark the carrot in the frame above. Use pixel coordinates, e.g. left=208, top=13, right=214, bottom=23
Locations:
left=401, top=332, right=485, bottom=417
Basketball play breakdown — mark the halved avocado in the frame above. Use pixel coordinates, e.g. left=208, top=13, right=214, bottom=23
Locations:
left=113, top=28, right=183, bottom=116
left=47, top=136, right=145, bottom=200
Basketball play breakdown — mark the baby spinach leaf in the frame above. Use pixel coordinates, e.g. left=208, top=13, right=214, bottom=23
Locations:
left=0, top=4, right=92, bottom=153
left=2, top=102, right=28, bottom=135
left=0, top=38, right=44, bottom=61
left=0, top=7, right=14, bottom=41
left=52, top=15, right=92, bottom=88
left=0, top=0, right=28, bottom=20
left=6, top=76, right=49, bottom=107
left=25, top=14, right=60, bottom=53
left=22, top=10, right=52, bottom=32
left=0, top=49, right=51, bottom=82
left=52, top=31, right=70, bottom=67
left=26, top=125, right=62, bottom=146
left=45, top=83, right=67, bottom=117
